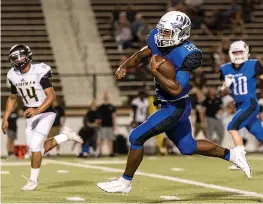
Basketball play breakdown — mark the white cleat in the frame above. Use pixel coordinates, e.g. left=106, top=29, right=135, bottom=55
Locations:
left=61, top=127, right=83, bottom=144
left=230, top=147, right=252, bottom=179
left=21, top=180, right=38, bottom=191
left=228, top=164, right=240, bottom=170
left=97, top=178, right=131, bottom=193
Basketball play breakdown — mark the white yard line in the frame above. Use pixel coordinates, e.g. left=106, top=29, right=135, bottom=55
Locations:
left=171, top=167, right=184, bottom=172
left=160, top=195, right=180, bottom=200
left=1, top=171, right=10, bottom=174
left=46, top=159, right=263, bottom=199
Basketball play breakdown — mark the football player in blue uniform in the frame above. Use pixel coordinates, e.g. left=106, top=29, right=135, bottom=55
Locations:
left=220, top=40, right=263, bottom=171
left=97, top=11, right=251, bottom=193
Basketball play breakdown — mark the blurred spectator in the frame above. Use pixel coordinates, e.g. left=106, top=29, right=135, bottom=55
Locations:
left=211, top=38, right=230, bottom=72
left=170, top=0, right=185, bottom=7
left=190, top=88, right=207, bottom=139
left=185, top=0, right=205, bottom=29
left=109, top=4, right=122, bottom=36
left=84, top=99, right=98, bottom=127
left=115, top=11, right=132, bottom=52
left=137, top=23, right=151, bottom=47
left=219, top=37, right=230, bottom=60
left=168, top=2, right=187, bottom=13
left=242, top=0, right=255, bottom=23
left=47, top=99, right=65, bottom=156
left=131, top=91, right=149, bottom=127
left=218, top=96, right=236, bottom=149
left=203, top=10, right=225, bottom=35
left=202, top=87, right=224, bottom=145
left=96, top=92, right=116, bottom=157
left=72, top=100, right=98, bottom=157
left=185, top=0, right=203, bottom=6
left=6, top=107, right=19, bottom=158
left=126, top=3, right=137, bottom=23
left=201, top=10, right=228, bottom=35
left=192, top=69, right=206, bottom=89
left=77, top=123, right=96, bottom=157
left=223, top=0, right=244, bottom=34
left=131, top=13, right=144, bottom=41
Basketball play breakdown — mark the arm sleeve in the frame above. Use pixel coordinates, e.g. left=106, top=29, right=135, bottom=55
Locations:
left=181, top=51, right=202, bottom=71
left=255, top=60, right=263, bottom=76
left=219, top=70, right=224, bottom=81
left=9, top=80, right=17, bottom=94
left=40, top=71, right=52, bottom=89
left=175, top=70, right=190, bottom=89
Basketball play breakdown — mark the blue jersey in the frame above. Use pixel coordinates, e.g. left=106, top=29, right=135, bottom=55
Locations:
left=146, top=28, right=202, bottom=101
left=220, top=59, right=262, bottom=102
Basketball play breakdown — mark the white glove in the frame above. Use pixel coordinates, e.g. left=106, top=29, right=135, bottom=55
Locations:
left=224, top=74, right=235, bottom=88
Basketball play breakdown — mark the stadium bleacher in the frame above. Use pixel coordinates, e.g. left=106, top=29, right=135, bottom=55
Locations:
left=1, top=0, right=63, bottom=109
left=1, top=0, right=262, bottom=107
left=91, top=0, right=263, bottom=97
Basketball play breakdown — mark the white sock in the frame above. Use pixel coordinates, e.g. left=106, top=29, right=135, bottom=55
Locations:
left=30, top=168, right=40, bottom=182
left=229, top=149, right=236, bottom=162
left=119, top=176, right=131, bottom=186
left=54, top=134, right=68, bottom=144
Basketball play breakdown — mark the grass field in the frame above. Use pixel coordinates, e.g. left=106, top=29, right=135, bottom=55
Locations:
left=1, top=154, right=263, bottom=203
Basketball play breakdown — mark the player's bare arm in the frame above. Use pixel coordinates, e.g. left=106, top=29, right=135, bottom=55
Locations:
left=115, top=46, right=152, bottom=79
left=2, top=93, right=18, bottom=134
left=150, top=55, right=182, bottom=96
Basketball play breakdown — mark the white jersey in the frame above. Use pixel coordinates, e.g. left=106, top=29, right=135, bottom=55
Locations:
left=7, top=63, right=52, bottom=107
left=131, top=97, right=149, bottom=123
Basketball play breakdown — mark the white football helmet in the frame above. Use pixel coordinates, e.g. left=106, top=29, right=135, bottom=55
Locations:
left=229, top=41, right=250, bottom=65
left=155, top=11, right=191, bottom=47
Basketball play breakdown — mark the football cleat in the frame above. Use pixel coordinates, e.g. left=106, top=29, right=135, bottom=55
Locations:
left=228, top=164, right=240, bottom=170
left=229, top=147, right=252, bottom=179
left=97, top=178, right=131, bottom=193
left=21, top=179, right=38, bottom=191
left=61, top=127, right=83, bottom=144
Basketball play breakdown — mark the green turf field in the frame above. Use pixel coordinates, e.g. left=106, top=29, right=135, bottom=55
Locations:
left=1, top=155, right=263, bottom=203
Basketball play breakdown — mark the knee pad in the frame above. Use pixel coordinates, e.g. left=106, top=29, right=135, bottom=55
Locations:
left=28, top=131, right=46, bottom=152
left=129, top=129, right=144, bottom=150
left=177, top=135, right=197, bottom=155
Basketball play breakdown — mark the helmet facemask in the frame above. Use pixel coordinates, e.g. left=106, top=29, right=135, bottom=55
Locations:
left=10, top=51, right=28, bottom=70
left=155, top=11, right=191, bottom=48
left=229, top=41, right=249, bottom=65
left=9, top=45, right=32, bottom=72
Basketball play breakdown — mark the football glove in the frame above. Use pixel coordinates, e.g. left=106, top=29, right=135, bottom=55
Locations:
left=224, top=74, right=235, bottom=87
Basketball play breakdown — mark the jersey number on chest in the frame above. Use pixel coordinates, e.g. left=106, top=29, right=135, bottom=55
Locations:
left=18, top=87, right=39, bottom=104
left=232, top=76, right=248, bottom=95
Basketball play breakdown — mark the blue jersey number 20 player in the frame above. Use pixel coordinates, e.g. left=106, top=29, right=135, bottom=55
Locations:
left=97, top=11, right=251, bottom=194
left=220, top=40, right=263, bottom=171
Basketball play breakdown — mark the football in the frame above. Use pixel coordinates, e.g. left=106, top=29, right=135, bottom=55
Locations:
left=150, top=55, right=176, bottom=79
